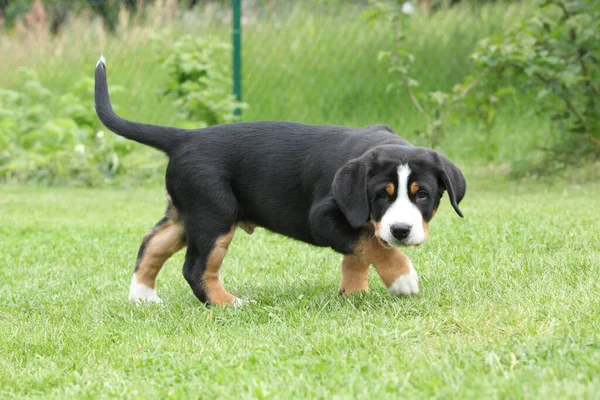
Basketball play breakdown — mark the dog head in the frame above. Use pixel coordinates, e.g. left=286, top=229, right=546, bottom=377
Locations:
left=332, top=145, right=466, bottom=247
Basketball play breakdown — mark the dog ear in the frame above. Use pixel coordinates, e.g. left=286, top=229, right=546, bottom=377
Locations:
left=436, top=153, right=466, bottom=217
left=332, top=158, right=370, bottom=229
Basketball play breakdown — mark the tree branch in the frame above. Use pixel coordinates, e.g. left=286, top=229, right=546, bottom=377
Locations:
left=563, top=94, right=586, bottom=127
left=577, top=48, right=599, bottom=96
left=585, top=133, right=600, bottom=147
left=404, top=78, right=433, bottom=124
left=456, top=62, right=514, bottom=99
left=553, top=1, right=570, bottom=21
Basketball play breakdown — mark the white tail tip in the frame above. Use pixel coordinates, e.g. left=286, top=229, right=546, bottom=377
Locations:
left=96, top=55, right=106, bottom=68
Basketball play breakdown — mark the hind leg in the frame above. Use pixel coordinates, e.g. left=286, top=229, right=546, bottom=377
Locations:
left=171, top=177, right=242, bottom=305
left=182, top=224, right=241, bottom=306
left=129, top=205, right=186, bottom=304
left=177, top=186, right=244, bottom=307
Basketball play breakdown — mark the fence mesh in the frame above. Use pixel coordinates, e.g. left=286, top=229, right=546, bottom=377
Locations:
left=1, top=0, right=523, bottom=131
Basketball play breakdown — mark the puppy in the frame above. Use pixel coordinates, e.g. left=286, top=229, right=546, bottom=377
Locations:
left=94, top=57, right=466, bottom=305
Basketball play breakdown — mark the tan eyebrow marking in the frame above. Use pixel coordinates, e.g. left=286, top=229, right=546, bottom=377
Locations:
left=410, top=182, right=420, bottom=195
left=385, top=183, right=395, bottom=196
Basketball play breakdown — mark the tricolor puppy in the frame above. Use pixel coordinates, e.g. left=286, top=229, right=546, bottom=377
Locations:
left=94, top=57, right=466, bottom=306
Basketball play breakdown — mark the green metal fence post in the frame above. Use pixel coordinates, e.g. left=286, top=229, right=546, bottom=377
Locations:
left=232, top=0, right=242, bottom=117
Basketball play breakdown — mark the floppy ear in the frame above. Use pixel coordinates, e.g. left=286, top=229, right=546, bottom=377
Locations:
left=436, top=154, right=466, bottom=217
left=332, top=158, right=370, bottom=229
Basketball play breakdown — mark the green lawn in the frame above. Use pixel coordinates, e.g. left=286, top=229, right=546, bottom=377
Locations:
left=1, top=181, right=599, bottom=399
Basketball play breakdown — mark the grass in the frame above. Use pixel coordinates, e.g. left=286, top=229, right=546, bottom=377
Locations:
left=1, top=2, right=598, bottom=396
left=1, top=179, right=599, bottom=398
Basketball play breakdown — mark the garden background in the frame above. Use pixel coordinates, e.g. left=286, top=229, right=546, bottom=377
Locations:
left=1, top=0, right=599, bottom=398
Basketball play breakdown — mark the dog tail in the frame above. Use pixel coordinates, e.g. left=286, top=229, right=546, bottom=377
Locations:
left=94, top=56, right=186, bottom=155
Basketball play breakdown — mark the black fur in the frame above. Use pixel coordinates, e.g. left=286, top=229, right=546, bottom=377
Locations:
left=95, top=59, right=466, bottom=301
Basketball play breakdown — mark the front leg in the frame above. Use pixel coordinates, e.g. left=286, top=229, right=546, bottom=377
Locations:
left=339, top=255, right=369, bottom=295
left=372, top=249, right=419, bottom=296
left=356, top=236, right=419, bottom=296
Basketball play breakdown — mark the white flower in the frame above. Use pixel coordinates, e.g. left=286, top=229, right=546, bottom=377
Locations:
left=75, top=144, right=86, bottom=155
left=96, top=130, right=104, bottom=139
left=401, top=2, right=415, bottom=15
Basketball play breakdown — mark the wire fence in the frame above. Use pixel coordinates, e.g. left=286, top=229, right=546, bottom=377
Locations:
left=1, top=0, right=525, bottom=129
left=0, top=0, right=540, bottom=184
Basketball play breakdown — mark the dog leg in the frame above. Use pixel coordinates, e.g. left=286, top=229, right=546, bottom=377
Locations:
left=355, top=236, right=419, bottom=296
left=338, top=255, right=369, bottom=295
left=129, top=213, right=186, bottom=304
left=372, top=250, right=419, bottom=296
left=183, top=227, right=241, bottom=306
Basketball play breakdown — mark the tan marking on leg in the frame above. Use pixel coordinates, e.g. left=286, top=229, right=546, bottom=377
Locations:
left=203, top=228, right=237, bottom=306
left=354, top=235, right=412, bottom=288
left=385, top=183, right=395, bottom=196
left=135, top=218, right=186, bottom=288
left=373, top=250, right=412, bottom=288
left=410, top=182, right=420, bottom=195
left=339, top=255, right=370, bottom=295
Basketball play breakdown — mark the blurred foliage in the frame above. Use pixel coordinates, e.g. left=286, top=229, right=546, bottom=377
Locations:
left=473, top=0, right=600, bottom=176
left=0, top=0, right=216, bottom=32
left=373, top=0, right=600, bottom=176
left=0, top=68, right=135, bottom=185
left=0, top=33, right=246, bottom=185
left=0, top=0, right=501, bottom=34
left=153, top=32, right=246, bottom=128
left=1, top=0, right=597, bottom=186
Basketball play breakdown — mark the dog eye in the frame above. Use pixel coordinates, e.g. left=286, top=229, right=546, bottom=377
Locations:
left=377, top=190, right=389, bottom=199
left=416, top=190, right=428, bottom=199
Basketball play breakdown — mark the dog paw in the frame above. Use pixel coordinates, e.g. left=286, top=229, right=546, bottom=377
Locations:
left=232, top=297, right=245, bottom=307
left=130, top=293, right=163, bottom=305
left=387, top=265, right=419, bottom=296
left=129, top=275, right=162, bottom=305
left=232, top=298, right=256, bottom=307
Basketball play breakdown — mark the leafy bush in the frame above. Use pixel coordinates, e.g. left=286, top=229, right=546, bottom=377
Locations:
left=374, top=0, right=600, bottom=176
left=153, top=32, right=246, bottom=128
left=0, top=33, right=247, bottom=186
left=1, top=0, right=162, bottom=32
left=471, top=0, right=600, bottom=175
left=0, top=68, right=135, bottom=185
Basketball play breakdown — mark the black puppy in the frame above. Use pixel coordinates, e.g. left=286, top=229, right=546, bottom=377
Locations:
left=94, top=57, right=466, bottom=306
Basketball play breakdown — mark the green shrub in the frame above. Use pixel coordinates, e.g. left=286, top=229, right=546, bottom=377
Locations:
left=472, top=0, right=600, bottom=176
left=0, top=68, right=134, bottom=185
left=374, top=0, right=600, bottom=176
left=0, top=34, right=247, bottom=186
left=153, top=32, right=246, bottom=128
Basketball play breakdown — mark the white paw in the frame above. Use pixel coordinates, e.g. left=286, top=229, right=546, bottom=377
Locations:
left=387, top=263, right=419, bottom=296
left=232, top=298, right=256, bottom=307
left=232, top=297, right=245, bottom=307
left=129, top=274, right=162, bottom=305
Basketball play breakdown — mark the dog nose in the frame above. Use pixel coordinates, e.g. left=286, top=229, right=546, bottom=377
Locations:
left=390, top=224, right=412, bottom=241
